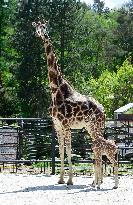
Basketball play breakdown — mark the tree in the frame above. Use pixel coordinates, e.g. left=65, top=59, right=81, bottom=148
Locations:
left=112, top=57, right=133, bottom=111
left=45, top=0, right=81, bottom=76
left=93, top=0, right=105, bottom=15
left=1, top=0, right=133, bottom=119
left=12, top=0, right=82, bottom=117
left=86, top=58, right=133, bottom=117
left=69, top=7, right=117, bottom=81
left=112, top=2, right=133, bottom=67
left=0, top=0, right=19, bottom=117
left=13, top=0, right=50, bottom=117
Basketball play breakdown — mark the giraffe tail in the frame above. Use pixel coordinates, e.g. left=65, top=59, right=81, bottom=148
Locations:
left=115, top=149, right=119, bottom=165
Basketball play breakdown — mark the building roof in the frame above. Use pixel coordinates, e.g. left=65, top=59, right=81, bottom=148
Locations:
left=114, top=103, right=133, bottom=113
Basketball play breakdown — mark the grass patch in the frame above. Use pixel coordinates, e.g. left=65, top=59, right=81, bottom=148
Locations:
left=0, top=162, right=132, bottom=175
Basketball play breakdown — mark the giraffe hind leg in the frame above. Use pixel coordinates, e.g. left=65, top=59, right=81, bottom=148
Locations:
left=108, top=154, right=119, bottom=189
left=113, top=162, right=119, bottom=189
left=57, top=131, right=65, bottom=184
left=65, top=131, right=73, bottom=185
left=92, top=157, right=102, bottom=189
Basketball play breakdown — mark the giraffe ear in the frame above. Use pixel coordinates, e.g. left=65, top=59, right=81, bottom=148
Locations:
left=41, top=20, right=49, bottom=29
left=32, top=22, right=36, bottom=27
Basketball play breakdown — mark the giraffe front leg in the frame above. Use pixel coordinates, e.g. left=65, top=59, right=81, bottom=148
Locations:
left=92, top=162, right=98, bottom=187
left=58, top=135, right=65, bottom=184
left=101, top=165, right=103, bottom=184
left=97, top=164, right=102, bottom=189
left=94, top=156, right=102, bottom=189
left=114, top=152, right=119, bottom=189
left=65, top=131, right=73, bottom=185
left=113, top=161, right=119, bottom=189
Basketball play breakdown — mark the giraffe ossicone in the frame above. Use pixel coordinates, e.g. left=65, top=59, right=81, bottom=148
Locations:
left=32, top=20, right=109, bottom=186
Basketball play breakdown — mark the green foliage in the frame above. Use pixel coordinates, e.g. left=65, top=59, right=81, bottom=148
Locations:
left=46, top=0, right=81, bottom=78
left=88, top=70, right=116, bottom=116
left=112, top=58, right=133, bottom=111
left=0, top=0, right=19, bottom=117
left=0, top=0, right=133, bottom=118
left=12, top=0, right=50, bottom=117
left=125, top=108, right=133, bottom=114
left=85, top=58, right=133, bottom=117
left=93, top=0, right=105, bottom=15
left=111, top=4, right=133, bottom=67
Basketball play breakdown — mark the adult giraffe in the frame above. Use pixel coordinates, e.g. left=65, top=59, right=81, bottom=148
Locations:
left=32, top=20, right=105, bottom=185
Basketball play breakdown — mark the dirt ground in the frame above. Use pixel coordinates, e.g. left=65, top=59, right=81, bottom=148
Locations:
left=0, top=173, right=133, bottom=205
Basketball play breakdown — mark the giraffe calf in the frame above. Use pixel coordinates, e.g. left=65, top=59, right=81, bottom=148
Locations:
left=92, top=134, right=119, bottom=189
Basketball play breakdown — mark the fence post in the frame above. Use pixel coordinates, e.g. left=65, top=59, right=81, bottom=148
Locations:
left=18, top=118, right=24, bottom=160
left=51, top=124, right=56, bottom=175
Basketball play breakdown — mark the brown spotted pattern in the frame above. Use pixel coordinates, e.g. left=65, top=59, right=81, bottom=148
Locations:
left=92, top=132, right=118, bottom=189
left=33, top=20, right=106, bottom=185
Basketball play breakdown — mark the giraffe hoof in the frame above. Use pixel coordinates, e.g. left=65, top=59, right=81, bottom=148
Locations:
left=113, top=186, right=118, bottom=189
left=67, top=180, right=73, bottom=185
left=91, top=182, right=95, bottom=187
left=58, top=179, right=65, bottom=184
left=97, top=186, right=100, bottom=190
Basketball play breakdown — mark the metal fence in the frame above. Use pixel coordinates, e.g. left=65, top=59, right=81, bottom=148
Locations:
left=0, top=115, right=133, bottom=174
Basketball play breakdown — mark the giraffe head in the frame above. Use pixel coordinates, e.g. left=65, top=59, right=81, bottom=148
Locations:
left=32, top=20, right=48, bottom=39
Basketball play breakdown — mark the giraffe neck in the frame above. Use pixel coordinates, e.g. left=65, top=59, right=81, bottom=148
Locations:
left=90, top=131, right=102, bottom=142
left=43, top=34, right=63, bottom=94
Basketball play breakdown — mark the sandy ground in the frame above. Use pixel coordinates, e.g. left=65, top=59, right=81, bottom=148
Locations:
left=0, top=174, right=133, bottom=205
